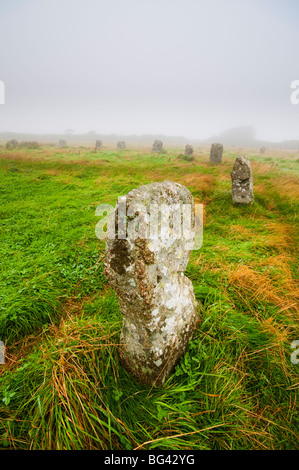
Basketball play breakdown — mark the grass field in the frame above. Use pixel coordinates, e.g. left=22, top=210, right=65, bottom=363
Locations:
left=0, top=145, right=298, bottom=450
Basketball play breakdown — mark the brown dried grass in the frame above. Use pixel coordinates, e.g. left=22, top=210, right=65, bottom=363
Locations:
left=228, top=264, right=299, bottom=318
left=260, top=220, right=297, bottom=252
left=179, top=173, right=214, bottom=194
left=254, top=169, right=299, bottom=201
left=229, top=224, right=256, bottom=239
left=275, top=175, right=299, bottom=199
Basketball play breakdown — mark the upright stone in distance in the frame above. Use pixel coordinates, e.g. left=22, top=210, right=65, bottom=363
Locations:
left=209, top=143, right=223, bottom=164
left=59, top=139, right=67, bottom=148
left=152, top=140, right=163, bottom=153
left=184, top=145, right=194, bottom=156
left=104, top=181, right=199, bottom=387
left=5, top=139, right=18, bottom=150
left=95, top=140, right=102, bottom=149
left=231, top=156, right=254, bottom=204
left=117, top=141, right=126, bottom=150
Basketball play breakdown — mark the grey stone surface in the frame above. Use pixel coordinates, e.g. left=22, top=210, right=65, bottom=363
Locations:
left=209, top=143, right=223, bottom=164
left=104, top=181, right=199, bottom=387
left=184, top=145, right=193, bottom=156
left=231, top=156, right=254, bottom=204
left=117, top=141, right=126, bottom=150
left=152, top=140, right=163, bottom=153
left=95, top=140, right=102, bottom=149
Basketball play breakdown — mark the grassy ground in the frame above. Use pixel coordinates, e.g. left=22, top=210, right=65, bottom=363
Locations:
left=0, top=145, right=298, bottom=450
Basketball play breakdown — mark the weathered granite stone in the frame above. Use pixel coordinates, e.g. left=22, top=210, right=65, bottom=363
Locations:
left=209, top=143, right=223, bottom=164
left=104, top=181, right=199, bottom=387
left=152, top=140, right=163, bottom=153
left=117, top=141, right=126, bottom=150
left=95, top=140, right=102, bottom=149
left=184, top=145, right=193, bottom=156
left=231, top=156, right=254, bottom=204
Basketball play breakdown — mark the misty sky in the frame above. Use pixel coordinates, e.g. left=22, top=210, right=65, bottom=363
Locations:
left=0, top=0, right=298, bottom=141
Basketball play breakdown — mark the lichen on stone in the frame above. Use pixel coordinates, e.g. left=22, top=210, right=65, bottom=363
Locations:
left=104, top=181, right=200, bottom=387
left=231, top=156, right=254, bottom=205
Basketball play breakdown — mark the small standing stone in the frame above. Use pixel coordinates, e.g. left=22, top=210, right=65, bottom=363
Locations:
left=231, top=156, right=254, bottom=204
left=184, top=145, right=193, bottom=156
left=209, top=143, right=223, bottom=164
left=5, top=139, right=18, bottom=149
left=117, top=141, right=126, bottom=150
left=104, top=181, right=199, bottom=387
left=152, top=140, right=163, bottom=153
left=59, top=140, right=67, bottom=148
left=95, top=140, right=102, bottom=149
left=260, top=147, right=266, bottom=154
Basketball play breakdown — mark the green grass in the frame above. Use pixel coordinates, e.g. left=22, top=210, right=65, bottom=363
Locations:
left=0, top=146, right=298, bottom=450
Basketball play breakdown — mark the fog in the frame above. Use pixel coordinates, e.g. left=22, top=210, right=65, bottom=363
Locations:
left=0, top=0, right=298, bottom=142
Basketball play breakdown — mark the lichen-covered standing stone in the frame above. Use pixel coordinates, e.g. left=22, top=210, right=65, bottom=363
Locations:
left=104, top=181, right=199, bottom=386
left=231, top=156, right=254, bottom=204
left=152, top=140, right=163, bottom=153
left=209, top=143, right=223, bottom=164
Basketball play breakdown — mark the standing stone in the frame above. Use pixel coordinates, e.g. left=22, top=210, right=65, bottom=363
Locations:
left=184, top=145, right=193, bottom=156
left=104, top=181, right=199, bottom=387
left=5, top=139, right=18, bottom=149
left=209, top=143, right=223, bottom=164
left=152, top=140, right=163, bottom=153
left=59, top=139, right=67, bottom=148
left=260, top=147, right=266, bottom=154
left=231, top=156, right=254, bottom=204
left=117, top=141, right=126, bottom=150
left=95, top=140, right=102, bottom=149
